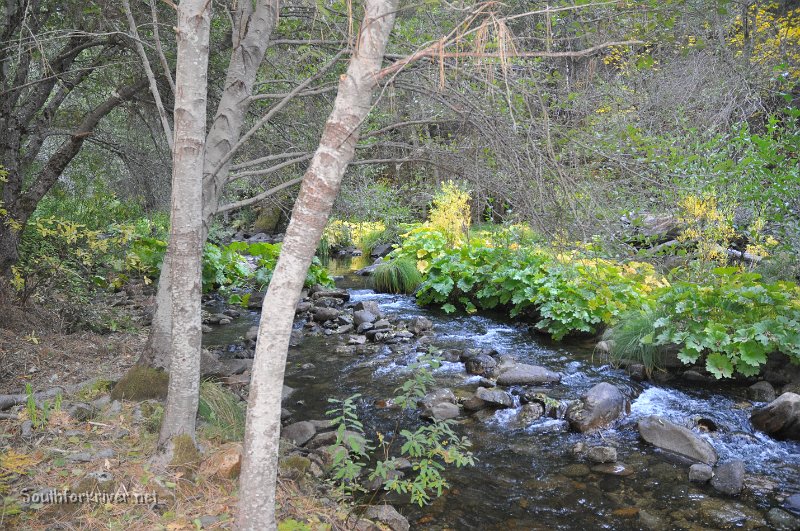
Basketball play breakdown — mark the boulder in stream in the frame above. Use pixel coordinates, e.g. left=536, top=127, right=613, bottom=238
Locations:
left=281, top=421, right=316, bottom=446
left=409, top=316, right=433, bottom=335
left=750, top=392, right=800, bottom=441
left=311, top=307, right=340, bottom=323
left=465, top=353, right=498, bottom=377
left=474, top=387, right=513, bottom=408
left=496, top=363, right=561, bottom=385
left=586, top=446, right=617, bottom=463
left=565, top=382, right=625, bottom=432
left=711, top=460, right=745, bottom=496
left=688, top=463, right=713, bottom=483
left=637, top=415, right=718, bottom=465
left=353, top=310, right=377, bottom=326
left=748, top=381, right=777, bottom=403
left=420, top=402, right=460, bottom=421
left=364, top=504, right=409, bottom=531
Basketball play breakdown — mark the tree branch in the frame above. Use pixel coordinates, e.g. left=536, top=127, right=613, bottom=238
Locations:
left=216, top=177, right=303, bottom=214
left=207, top=50, right=346, bottom=182
left=230, top=151, right=311, bottom=172
left=122, top=0, right=173, bottom=151
left=150, top=0, right=175, bottom=94
left=225, top=153, right=313, bottom=184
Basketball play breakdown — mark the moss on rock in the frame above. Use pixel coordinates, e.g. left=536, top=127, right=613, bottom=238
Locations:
left=169, top=433, right=201, bottom=479
left=110, top=365, right=169, bottom=401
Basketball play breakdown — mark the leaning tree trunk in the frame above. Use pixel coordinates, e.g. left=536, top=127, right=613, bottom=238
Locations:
left=236, top=0, right=399, bottom=527
left=139, top=0, right=279, bottom=370
left=157, top=0, right=212, bottom=456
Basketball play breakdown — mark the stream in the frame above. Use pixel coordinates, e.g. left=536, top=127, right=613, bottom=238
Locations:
left=204, top=258, right=800, bottom=530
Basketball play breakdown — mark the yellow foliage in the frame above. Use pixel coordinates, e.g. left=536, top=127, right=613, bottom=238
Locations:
left=677, top=192, right=736, bottom=265
left=428, top=180, right=471, bottom=246
left=729, top=4, right=800, bottom=78
left=0, top=449, right=39, bottom=495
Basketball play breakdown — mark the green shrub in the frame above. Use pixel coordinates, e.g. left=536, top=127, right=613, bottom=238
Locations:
left=414, top=236, right=665, bottom=340
left=326, top=352, right=474, bottom=506
left=372, top=257, right=422, bottom=294
left=635, top=267, right=800, bottom=378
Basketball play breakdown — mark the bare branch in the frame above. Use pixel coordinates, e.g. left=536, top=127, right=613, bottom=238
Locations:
left=230, top=151, right=311, bottom=172
left=225, top=153, right=313, bottom=184
left=216, top=177, right=303, bottom=214
left=207, top=50, right=346, bottom=182
left=122, top=0, right=173, bottom=150
left=364, top=118, right=461, bottom=138
left=151, top=0, right=175, bottom=94
left=249, top=84, right=338, bottom=100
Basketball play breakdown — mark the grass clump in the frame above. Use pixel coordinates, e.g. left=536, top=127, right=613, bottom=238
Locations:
left=198, top=380, right=246, bottom=442
left=604, top=306, right=668, bottom=376
left=110, top=365, right=169, bottom=401
left=76, top=379, right=112, bottom=401
left=372, top=257, right=422, bottom=294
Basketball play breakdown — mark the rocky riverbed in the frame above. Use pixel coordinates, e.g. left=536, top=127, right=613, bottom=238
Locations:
left=201, top=263, right=800, bottom=530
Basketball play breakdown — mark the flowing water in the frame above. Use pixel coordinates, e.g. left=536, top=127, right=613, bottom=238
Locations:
left=205, top=259, right=800, bottom=530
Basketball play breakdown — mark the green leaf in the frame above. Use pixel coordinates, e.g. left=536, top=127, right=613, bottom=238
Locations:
left=706, top=353, right=734, bottom=379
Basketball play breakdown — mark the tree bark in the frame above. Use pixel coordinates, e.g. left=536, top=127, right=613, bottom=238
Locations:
left=140, top=0, right=279, bottom=368
left=157, top=0, right=212, bottom=452
left=236, top=0, right=398, bottom=527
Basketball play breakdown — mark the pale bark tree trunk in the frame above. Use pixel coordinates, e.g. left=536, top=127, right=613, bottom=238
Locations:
left=157, top=0, right=212, bottom=453
left=139, top=0, right=280, bottom=370
left=236, top=0, right=399, bottom=527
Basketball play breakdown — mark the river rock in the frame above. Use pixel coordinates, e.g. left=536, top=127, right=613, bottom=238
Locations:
left=785, top=493, right=800, bottom=516
left=698, top=498, right=765, bottom=528
left=419, top=388, right=456, bottom=410
left=354, top=300, right=381, bottom=316
left=474, top=387, right=513, bottom=408
left=281, top=421, right=316, bottom=446
left=462, top=395, right=487, bottom=411
left=245, top=326, right=259, bottom=341
left=637, top=415, right=718, bottom=464
left=767, top=508, right=800, bottom=530
left=586, top=446, right=617, bottom=463
left=409, top=316, right=433, bottom=335
left=373, top=319, right=391, bottom=330
left=296, top=301, right=313, bottom=313
left=364, top=504, right=409, bottom=531
left=311, top=287, right=350, bottom=302
left=688, top=463, right=713, bottom=482
left=353, top=310, right=377, bottom=326
left=711, top=460, right=745, bottom=495
left=348, top=335, right=367, bottom=345
left=750, top=392, right=800, bottom=440
left=515, top=402, right=544, bottom=424
left=748, top=381, right=777, bottom=402
left=370, top=243, right=394, bottom=259
left=496, top=364, right=561, bottom=385
left=465, top=353, right=498, bottom=377
left=566, top=382, right=625, bottom=433
left=421, top=402, right=460, bottom=421
left=312, top=307, right=340, bottom=323
left=306, top=430, right=365, bottom=450
left=562, top=463, right=591, bottom=478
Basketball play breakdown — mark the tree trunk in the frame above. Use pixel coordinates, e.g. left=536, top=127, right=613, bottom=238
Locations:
left=140, top=0, right=279, bottom=368
left=236, top=1, right=398, bottom=527
left=157, top=0, right=212, bottom=454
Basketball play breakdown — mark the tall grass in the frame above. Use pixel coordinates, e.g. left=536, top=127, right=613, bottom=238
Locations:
left=198, top=380, right=246, bottom=442
left=604, top=306, right=667, bottom=376
left=372, top=257, right=422, bottom=294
